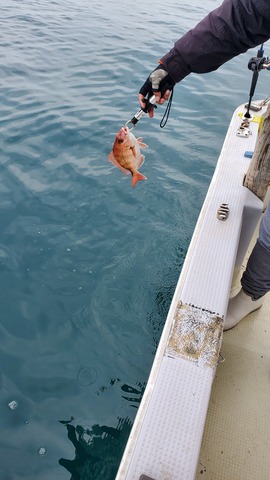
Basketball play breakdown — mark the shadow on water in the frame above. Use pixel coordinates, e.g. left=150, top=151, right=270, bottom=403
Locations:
left=147, top=242, right=188, bottom=352
left=59, top=383, right=144, bottom=480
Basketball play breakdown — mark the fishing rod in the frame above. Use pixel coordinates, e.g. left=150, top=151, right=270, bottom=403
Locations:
left=244, top=44, right=270, bottom=118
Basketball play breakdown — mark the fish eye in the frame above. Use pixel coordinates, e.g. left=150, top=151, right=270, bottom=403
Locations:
left=118, top=139, right=124, bottom=144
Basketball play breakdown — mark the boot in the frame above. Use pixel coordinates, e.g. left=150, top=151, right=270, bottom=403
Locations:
left=224, top=288, right=264, bottom=331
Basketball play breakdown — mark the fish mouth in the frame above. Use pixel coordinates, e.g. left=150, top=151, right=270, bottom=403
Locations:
left=117, top=126, right=129, bottom=141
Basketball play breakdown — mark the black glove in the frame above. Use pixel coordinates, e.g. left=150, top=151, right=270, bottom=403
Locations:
left=139, top=64, right=175, bottom=98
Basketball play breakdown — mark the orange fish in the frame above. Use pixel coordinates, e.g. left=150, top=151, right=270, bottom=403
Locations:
left=108, top=126, right=148, bottom=187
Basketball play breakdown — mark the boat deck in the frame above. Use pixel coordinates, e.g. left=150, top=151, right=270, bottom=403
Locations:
left=196, top=226, right=270, bottom=480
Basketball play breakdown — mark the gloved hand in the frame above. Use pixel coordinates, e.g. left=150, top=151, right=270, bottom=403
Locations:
left=139, top=64, right=175, bottom=117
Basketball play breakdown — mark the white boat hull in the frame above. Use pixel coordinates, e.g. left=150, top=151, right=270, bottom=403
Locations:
left=116, top=103, right=267, bottom=480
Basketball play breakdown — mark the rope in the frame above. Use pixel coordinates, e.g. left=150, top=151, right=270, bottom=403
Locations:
left=160, top=87, right=174, bottom=128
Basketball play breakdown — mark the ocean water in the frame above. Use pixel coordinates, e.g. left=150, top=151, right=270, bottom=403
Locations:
left=1, top=1, right=270, bottom=479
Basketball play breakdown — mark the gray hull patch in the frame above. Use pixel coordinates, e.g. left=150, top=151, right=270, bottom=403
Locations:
left=166, top=302, right=223, bottom=368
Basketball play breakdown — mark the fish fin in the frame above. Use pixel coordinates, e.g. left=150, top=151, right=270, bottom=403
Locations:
left=137, top=138, right=148, bottom=149
left=108, top=151, right=130, bottom=175
left=108, top=151, right=115, bottom=163
left=132, top=171, right=147, bottom=188
left=138, top=154, right=145, bottom=168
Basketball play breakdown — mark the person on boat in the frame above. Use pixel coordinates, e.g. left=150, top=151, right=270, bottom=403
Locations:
left=138, top=0, right=270, bottom=330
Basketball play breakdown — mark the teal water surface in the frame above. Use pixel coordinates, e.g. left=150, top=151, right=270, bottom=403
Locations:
left=1, top=1, right=270, bottom=479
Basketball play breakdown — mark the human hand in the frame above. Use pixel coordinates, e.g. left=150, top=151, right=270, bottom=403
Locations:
left=139, top=64, right=175, bottom=117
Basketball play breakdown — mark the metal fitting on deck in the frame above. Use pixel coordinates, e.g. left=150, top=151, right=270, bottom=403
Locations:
left=217, top=203, right=229, bottom=221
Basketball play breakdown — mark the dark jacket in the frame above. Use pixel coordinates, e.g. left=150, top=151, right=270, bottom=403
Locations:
left=161, top=0, right=270, bottom=83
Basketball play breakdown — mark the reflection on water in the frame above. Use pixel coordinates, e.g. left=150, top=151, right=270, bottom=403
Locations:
left=59, top=381, right=144, bottom=480
left=59, top=419, right=132, bottom=480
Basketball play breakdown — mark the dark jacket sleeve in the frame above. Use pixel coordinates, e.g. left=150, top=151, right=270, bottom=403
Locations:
left=160, top=0, right=270, bottom=83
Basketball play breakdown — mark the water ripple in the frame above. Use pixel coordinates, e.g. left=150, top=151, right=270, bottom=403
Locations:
left=1, top=1, right=270, bottom=479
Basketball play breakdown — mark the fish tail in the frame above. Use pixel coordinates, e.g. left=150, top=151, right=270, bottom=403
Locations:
left=132, top=171, right=147, bottom=188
